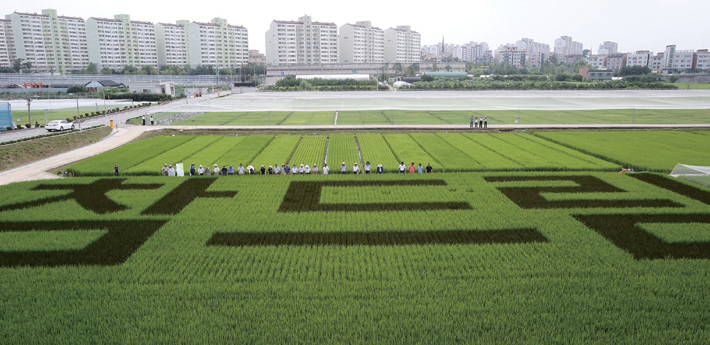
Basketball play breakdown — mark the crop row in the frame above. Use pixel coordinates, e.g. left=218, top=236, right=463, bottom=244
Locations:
left=326, top=134, right=361, bottom=168
left=248, top=135, right=301, bottom=168
left=126, top=136, right=222, bottom=175
left=535, top=131, right=710, bottom=171
left=288, top=135, right=327, bottom=167
left=357, top=134, right=401, bottom=172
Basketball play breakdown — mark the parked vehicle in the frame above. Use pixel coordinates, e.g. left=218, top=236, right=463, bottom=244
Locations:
left=46, top=120, right=74, bottom=132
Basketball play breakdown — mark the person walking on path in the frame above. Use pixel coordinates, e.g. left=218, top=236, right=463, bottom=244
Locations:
left=150, top=116, right=154, bottom=125
left=364, top=161, right=371, bottom=174
left=484, top=116, right=488, bottom=129
left=479, top=117, right=483, bottom=128
left=142, top=115, right=146, bottom=126
left=399, top=162, right=406, bottom=173
left=162, top=164, right=169, bottom=176
left=418, top=163, right=423, bottom=173
left=323, top=164, right=329, bottom=175
left=426, top=163, right=433, bottom=173
left=474, top=116, right=478, bottom=128
left=168, top=165, right=176, bottom=176
left=114, top=165, right=119, bottom=176
left=409, top=163, right=416, bottom=173
left=470, top=116, right=474, bottom=128
left=377, top=164, right=384, bottom=174
left=341, top=162, right=347, bottom=175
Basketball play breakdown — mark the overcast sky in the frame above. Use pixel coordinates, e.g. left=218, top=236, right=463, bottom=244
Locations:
left=4, top=0, right=709, bottom=54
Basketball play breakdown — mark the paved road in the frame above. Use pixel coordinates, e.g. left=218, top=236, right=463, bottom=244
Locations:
left=0, top=91, right=229, bottom=144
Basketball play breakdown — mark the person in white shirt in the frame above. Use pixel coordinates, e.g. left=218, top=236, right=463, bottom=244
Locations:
left=304, top=165, right=311, bottom=174
left=341, top=162, right=347, bottom=174
left=238, top=164, right=245, bottom=175
left=299, top=164, right=305, bottom=174
left=198, top=165, right=204, bottom=175
left=352, top=163, right=360, bottom=174
left=364, top=161, right=371, bottom=174
left=323, top=164, right=329, bottom=175
left=213, top=164, right=219, bottom=175
left=274, top=165, right=281, bottom=175
left=399, top=162, right=406, bottom=173
left=312, top=164, right=319, bottom=174
left=168, top=165, right=176, bottom=176
left=291, top=165, right=298, bottom=174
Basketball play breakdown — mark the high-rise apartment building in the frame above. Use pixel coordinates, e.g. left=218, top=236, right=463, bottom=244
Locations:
left=86, top=14, right=158, bottom=70
left=154, top=18, right=248, bottom=68
left=339, top=21, right=383, bottom=63
left=598, top=41, right=618, bottom=55
left=265, top=15, right=338, bottom=65
left=554, top=36, right=583, bottom=57
left=155, top=23, right=187, bottom=67
left=384, top=25, right=420, bottom=63
left=696, top=49, right=710, bottom=71
left=495, top=44, right=526, bottom=67
left=515, top=38, right=549, bottom=67
left=662, top=45, right=696, bottom=72
left=6, top=9, right=88, bottom=73
left=0, top=19, right=15, bottom=68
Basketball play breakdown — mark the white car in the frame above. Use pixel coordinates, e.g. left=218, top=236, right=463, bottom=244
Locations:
left=46, top=120, right=75, bottom=132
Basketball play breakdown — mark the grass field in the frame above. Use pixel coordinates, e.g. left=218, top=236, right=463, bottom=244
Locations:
left=674, top=83, right=710, bottom=89
left=0, top=170, right=708, bottom=343
left=66, top=131, right=635, bottom=176
left=168, top=108, right=710, bottom=126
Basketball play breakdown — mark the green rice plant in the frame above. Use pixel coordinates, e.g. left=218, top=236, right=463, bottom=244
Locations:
left=217, top=135, right=274, bottom=167
left=289, top=135, right=327, bottom=166
left=336, top=111, right=390, bottom=125
left=464, top=133, right=564, bottom=169
left=181, top=137, right=245, bottom=170
left=249, top=135, right=301, bottom=168
left=536, top=131, right=710, bottom=171
left=409, top=133, right=482, bottom=171
left=67, top=136, right=195, bottom=176
left=126, top=136, right=221, bottom=175
left=512, top=134, right=619, bottom=170
left=279, top=111, right=335, bottom=125
left=326, top=134, right=361, bottom=168
left=357, top=134, right=400, bottom=172
left=492, top=134, right=612, bottom=170
left=437, top=133, right=523, bottom=170
left=383, top=134, right=437, bottom=168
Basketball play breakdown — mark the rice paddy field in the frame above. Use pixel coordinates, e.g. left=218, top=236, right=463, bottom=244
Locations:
left=170, top=108, right=710, bottom=126
left=1, top=129, right=709, bottom=343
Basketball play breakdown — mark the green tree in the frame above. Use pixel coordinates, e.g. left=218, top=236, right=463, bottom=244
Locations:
left=100, top=67, right=113, bottom=75
left=21, top=61, right=32, bottom=73
left=13, top=58, right=23, bottom=72
left=86, top=62, right=98, bottom=74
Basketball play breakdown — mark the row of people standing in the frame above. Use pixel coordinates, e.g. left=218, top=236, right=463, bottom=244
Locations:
left=161, top=161, right=434, bottom=176
left=470, top=116, right=488, bottom=129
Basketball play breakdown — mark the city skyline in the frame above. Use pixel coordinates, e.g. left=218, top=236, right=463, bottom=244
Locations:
left=2, top=0, right=708, bottom=55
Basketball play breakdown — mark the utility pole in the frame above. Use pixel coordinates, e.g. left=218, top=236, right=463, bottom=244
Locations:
left=632, top=108, right=636, bottom=124
left=26, top=98, right=32, bottom=127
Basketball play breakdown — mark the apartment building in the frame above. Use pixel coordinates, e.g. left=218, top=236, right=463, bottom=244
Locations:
left=625, top=51, right=651, bottom=68
left=515, top=38, right=549, bottom=67
left=249, top=50, right=265, bottom=64
left=586, top=54, right=607, bottom=69
left=0, top=19, right=14, bottom=68
left=384, top=25, right=421, bottom=63
left=650, top=53, right=664, bottom=72
left=598, top=41, right=618, bottom=55
left=6, top=9, right=88, bottom=73
left=554, top=36, right=583, bottom=57
left=606, top=53, right=626, bottom=71
left=339, top=21, right=383, bottom=63
left=265, top=15, right=338, bottom=65
left=155, top=23, right=187, bottom=67
left=495, top=44, right=526, bottom=67
left=696, top=49, right=710, bottom=71
left=86, top=14, right=157, bottom=70
left=662, top=45, right=696, bottom=72
left=156, top=18, right=248, bottom=68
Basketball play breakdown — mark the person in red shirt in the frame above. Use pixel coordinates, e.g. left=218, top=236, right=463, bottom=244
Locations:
left=409, top=162, right=416, bottom=173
